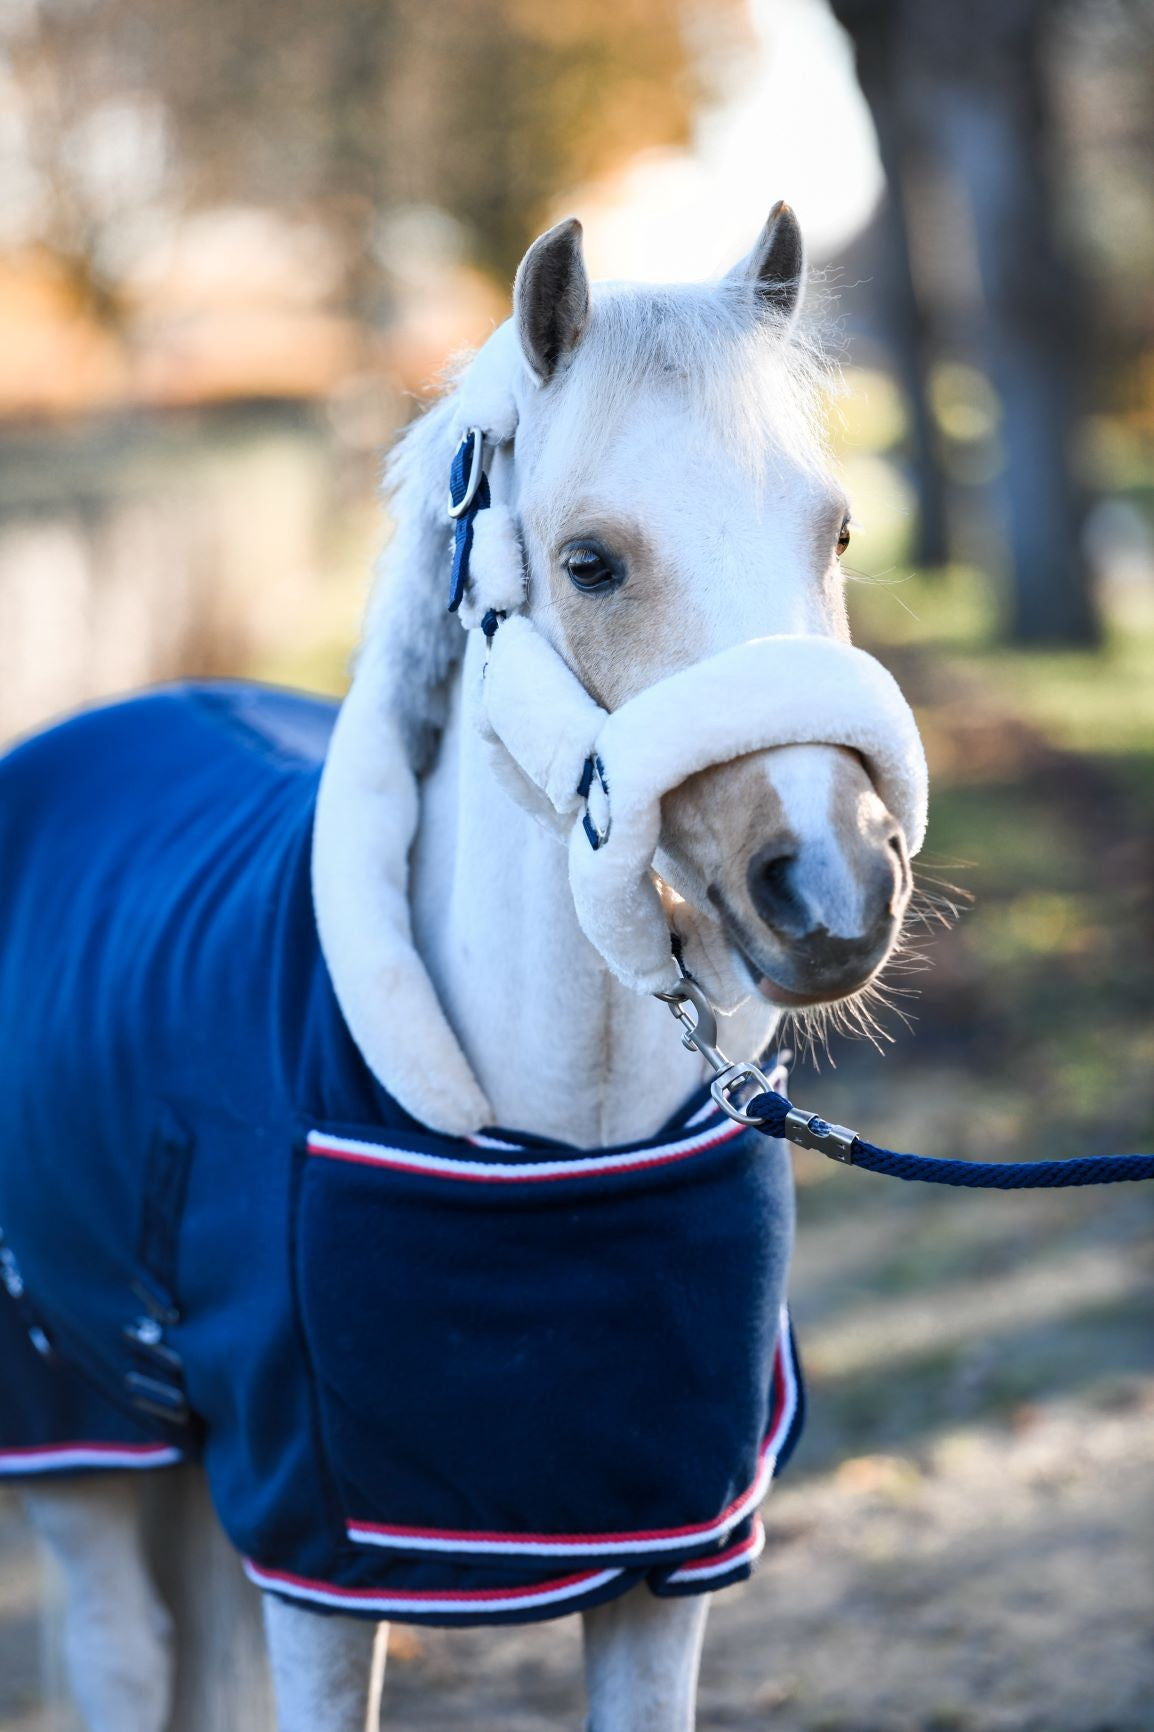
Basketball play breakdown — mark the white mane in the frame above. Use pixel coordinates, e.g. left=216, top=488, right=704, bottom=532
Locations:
left=551, top=280, right=834, bottom=475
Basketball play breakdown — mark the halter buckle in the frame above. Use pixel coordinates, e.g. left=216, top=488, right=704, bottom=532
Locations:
left=578, top=753, right=611, bottom=850
left=447, top=427, right=486, bottom=519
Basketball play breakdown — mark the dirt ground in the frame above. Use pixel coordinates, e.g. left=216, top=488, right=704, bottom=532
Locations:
left=2, top=631, right=1152, bottom=1730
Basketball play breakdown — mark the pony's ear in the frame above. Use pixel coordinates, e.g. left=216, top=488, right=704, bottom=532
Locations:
left=729, top=200, right=805, bottom=324
left=514, top=217, right=590, bottom=384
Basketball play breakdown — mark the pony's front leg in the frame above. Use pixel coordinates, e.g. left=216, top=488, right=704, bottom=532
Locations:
left=25, top=1474, right=174, bottom=1732
left=583, top=1587, right=709, bottom=1732
left=263, top=1596, right=388, bottom=1732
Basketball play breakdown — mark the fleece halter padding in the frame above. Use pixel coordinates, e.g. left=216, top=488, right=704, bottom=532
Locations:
left=479, top=617, right=929, bottom=994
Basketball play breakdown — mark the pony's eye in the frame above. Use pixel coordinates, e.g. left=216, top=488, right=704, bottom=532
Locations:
left=562, top=541, right=622, bottom=593
left=836, top=518, right=851, bottom=558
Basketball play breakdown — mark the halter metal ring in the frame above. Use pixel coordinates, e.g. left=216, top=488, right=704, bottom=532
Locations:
left=447, top=427, right=485, bottom=519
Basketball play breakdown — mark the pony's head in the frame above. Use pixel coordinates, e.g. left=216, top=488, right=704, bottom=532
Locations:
left=371, top=202, right=922, bottom=1037
left=318, top=201, right=929, bottom=1131
left=498, top=207, right=912, bottom=1012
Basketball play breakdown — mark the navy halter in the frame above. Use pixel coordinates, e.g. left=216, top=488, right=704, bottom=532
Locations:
left=447, top=426, right=491, bottom=613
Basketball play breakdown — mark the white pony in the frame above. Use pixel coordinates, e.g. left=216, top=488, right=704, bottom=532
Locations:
left=19, top=201, right=925, bottom=1731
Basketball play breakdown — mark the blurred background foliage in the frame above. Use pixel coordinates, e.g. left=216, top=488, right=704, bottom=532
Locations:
left=2, top=0, right=1152, bottom=723
left=5, top=0, right=743, bottom=321
left=0, top=3, right=1152, bottom=1725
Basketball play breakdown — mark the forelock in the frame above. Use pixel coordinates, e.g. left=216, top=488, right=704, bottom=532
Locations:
left=548, top=278, right=838, bottom=482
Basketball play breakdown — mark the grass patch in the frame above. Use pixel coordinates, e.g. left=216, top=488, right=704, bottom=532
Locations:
left=848, top=562, right=1000, bottom=653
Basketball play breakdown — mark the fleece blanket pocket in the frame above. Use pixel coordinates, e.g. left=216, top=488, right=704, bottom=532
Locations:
left=294, top=1116, right=794, bottom=1573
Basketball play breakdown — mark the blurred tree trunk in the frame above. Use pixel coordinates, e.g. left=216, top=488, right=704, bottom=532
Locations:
left=836, top=7, right=951, bottom=569
left=830, top=0, right=1100, bottom=644
left=940, top=19, right=1098, bottom=644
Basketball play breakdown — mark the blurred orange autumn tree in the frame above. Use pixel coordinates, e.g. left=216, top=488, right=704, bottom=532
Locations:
left=1, top=0, right=749, bottom=328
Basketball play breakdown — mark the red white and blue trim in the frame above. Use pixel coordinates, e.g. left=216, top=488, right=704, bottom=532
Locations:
left=345, top=1451, right=773, bottom=1559
left=242, top=1558, right=626, bottom=1619
left=0, top=1440, right=183, bottom=1475
left=305, top=1109, right=745, bottom=1186
left=663, top=1517, right=766, bottom=1587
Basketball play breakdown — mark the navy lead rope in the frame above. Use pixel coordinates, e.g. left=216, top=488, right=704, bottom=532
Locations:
left=742, top=1089, right=1154, bottom=1188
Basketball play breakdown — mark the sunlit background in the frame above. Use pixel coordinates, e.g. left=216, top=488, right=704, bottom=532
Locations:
left=1, top=1, right=1152, bottom=1727
left=2, top=0, right=1152, bottom=726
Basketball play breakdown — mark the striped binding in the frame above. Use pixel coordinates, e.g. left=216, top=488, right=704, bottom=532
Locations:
left=0, top=1441, right=183, bottom=1475
left=664, top=1516, right=766, bottom=1586
left=243, top=1557, right=624, bottom=1618
left=345, top=1306, right=798, bottom=1561
left=306, top=1111, right=745, bottom=1186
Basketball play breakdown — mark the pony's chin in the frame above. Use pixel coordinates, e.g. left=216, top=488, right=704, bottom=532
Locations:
left=705, top=893, right=875, bottom=1012
left=658, top=913, right=755, bottom=1016
left=727, top=930, right=858, bottom=1010
left=751, top=975, right=829, bottom=1009
left=730, top=948, right=821, bottom=1009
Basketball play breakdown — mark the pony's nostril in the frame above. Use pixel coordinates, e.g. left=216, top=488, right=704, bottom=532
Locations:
left=747, top=846, right=809, bottom=938
left=885, top=827, right=911, bottom=905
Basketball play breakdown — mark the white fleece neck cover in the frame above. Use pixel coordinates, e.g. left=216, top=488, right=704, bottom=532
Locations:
left=478, top=616, right=928, bottom=994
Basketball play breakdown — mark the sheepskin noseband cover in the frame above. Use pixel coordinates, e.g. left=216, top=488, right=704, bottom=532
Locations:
left=480, top=617, right=929, bottom=994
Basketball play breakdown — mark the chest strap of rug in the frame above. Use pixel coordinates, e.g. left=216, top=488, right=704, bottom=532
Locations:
left=124, top=1108, right=193, bottom=1424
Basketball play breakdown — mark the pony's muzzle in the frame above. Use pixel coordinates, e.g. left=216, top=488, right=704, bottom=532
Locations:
left=742, top=816, right=909, bottom=1005
left=667, top=742, right=912, bottom=1008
